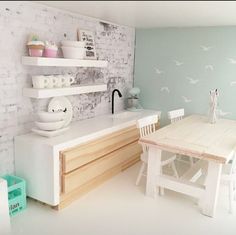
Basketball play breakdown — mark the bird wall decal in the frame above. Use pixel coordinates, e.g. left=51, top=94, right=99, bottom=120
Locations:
left=230, top=81, right=236, bottom=86
left=182, top=96, right=192, bottom=103
left=200, top=45, right=213, bottom=51
left=155, top=67, right=164, bottom=74
left=161, top=87, right=170, bottom=93
left=205, top=65, right=214, bottom=71
left=228, top=58, right=236, bottom=64
left=174, top=60, right=184, bottom=66
left=186, top=77, right=199, bottom=84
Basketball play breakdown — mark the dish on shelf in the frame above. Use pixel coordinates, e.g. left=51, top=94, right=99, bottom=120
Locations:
left=35, top=120, right=65, bottom=131
left=32, top=75, right=45, bottom=89
left=44, top=41, right=58, bottom=58
left=37, top=111, right=66, bottom=122
left=61, top=46, right=86, bottom=59
left=61, top=41, right=85, bottom=48
left=48, top=97, right=73, bottom=127
left=32, top=126, right=70, bottom=138
left=27, top=40, right=45, bottom=57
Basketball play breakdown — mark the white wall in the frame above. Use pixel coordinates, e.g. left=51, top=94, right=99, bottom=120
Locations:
left=0, top=2, right=135, bottom=175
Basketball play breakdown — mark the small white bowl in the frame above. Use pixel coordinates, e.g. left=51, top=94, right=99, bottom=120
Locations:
left=61, top=46, right=86, bottom=59
left=61, top=41, right=85, bottom=48
left=35, top=120, right=65, bottom=131
left=37, top=111, right=66, bottom=122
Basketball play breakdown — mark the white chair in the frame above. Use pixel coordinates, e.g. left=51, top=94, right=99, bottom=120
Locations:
left=167, top=108, right=194, bottom=166
left=136, top=115, right=178, bottom=187
left=221, top=154, right=236, bottom=213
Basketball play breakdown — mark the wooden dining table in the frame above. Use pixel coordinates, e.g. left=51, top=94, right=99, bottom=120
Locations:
left=139, top=115, right=236, bottom=217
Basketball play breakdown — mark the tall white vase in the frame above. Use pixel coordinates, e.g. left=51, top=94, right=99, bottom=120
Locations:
left=0, top=178, right=10, bottom=234
left=209, top=89, right=219, bottom=124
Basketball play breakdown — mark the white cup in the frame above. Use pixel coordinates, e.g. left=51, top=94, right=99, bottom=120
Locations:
left=64, top=75, right=75, bottom=87
left=54, top=75, right=63, bottom=88
left=32, top=75, right=49, bottom=89
left=45, top=75, right=57, bottom=88
left=57, top=75, right=66, bottom=87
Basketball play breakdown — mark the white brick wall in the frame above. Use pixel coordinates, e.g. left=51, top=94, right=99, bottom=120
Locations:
left=0, top=2, right=135, bottom=175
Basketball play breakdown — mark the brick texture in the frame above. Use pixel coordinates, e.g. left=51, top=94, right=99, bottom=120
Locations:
left=0, top=2, right=135, bottom=175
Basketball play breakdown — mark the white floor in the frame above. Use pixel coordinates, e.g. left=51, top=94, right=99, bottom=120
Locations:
left=7, top=161, right=236, bottom=235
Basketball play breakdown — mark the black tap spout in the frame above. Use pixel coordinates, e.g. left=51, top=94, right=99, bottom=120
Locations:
left=112, top=89, right=122, bottom=114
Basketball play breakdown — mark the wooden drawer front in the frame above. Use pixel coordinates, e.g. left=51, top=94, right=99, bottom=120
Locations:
left=61, top=126, right=139, bottom=173
left=62, top=141, right=142, bottom=194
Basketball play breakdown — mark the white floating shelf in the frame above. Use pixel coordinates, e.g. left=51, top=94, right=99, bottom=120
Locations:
left=22, top=56, right=108, bottom=68
left=23, top=84, right=107, bottom=99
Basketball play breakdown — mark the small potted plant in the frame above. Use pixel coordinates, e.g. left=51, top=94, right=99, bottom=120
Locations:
left=27, top=35, right=45, bottom=57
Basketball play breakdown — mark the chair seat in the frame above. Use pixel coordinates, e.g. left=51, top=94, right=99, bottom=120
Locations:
left=141, top=151, right=176, bottom=166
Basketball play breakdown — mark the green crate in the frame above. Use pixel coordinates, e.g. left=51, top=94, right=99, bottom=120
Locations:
left=2, top=175, right=27, bottom=217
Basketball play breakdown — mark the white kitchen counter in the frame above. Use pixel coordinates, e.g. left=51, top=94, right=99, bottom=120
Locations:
left=14, top=109, right=161, bottom=206
left=16, top=109, right=161, bottom=151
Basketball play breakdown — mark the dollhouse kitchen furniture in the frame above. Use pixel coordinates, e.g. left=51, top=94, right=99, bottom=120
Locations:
left=139, top=115, right=236, bottom=218
left=14, top=110, right=161, bottom=209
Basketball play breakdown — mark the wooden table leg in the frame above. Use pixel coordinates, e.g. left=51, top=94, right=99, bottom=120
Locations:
left=200, top=161, right=222, bottom=217
left=146, top=146, right=162, bottom=198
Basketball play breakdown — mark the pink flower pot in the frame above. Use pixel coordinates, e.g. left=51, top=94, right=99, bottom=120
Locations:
left=29, top=49, right=43, bottom=57
left=43, top=48, right=58, bottom=58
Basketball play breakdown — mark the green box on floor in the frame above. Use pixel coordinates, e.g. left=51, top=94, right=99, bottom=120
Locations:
left=2, top=174, right=27, bottom=217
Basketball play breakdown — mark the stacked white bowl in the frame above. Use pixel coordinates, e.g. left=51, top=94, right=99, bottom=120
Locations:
left=61, top=41, right=86, bottom=59
left=35, top=111, right=66, bottom=131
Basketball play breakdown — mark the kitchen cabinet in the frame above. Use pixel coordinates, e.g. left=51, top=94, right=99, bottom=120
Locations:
left=14, top=110, right=161, bottom=209
left=59, top=126, right=141, bottom=209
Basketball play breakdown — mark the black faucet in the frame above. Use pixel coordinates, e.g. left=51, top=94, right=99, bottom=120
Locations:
left=112, top=89, right=122, bottom=114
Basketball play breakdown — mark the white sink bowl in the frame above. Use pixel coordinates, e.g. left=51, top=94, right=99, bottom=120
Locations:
left=111, top=111, right=139, bottom=119
left=37, top=111, right=66, bottom=122
left=35, top=120, right=65, bottom=131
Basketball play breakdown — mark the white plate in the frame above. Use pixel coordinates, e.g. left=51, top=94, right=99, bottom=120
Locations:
left=48, top=97, right=73, bottom=127
left=32, top=127, right=70, bottom=138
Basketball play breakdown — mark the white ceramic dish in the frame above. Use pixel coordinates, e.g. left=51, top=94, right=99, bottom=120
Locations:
left=32, top=127, right=70, bottom=138
left=37, top=111, right=66, bottom=122
left=48, top=97, right=73, bottom=127
left=61, top=46, right=86, bottom=59
left=61, top=41, right=85, bottom=48
left=35, top=120, right=65, bottom=131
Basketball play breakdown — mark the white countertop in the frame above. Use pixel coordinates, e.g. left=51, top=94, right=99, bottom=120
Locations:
left=15, top=109, right=161, bottom=150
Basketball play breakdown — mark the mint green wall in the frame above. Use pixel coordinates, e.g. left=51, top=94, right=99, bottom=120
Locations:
left=134, top=27, right=236, bottom=125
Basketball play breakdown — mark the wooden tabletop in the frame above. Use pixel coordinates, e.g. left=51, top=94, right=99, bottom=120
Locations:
left=139, top=115, right=236, bottom=163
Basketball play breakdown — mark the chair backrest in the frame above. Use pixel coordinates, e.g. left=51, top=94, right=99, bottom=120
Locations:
left=168, top=108, right=185, bottom=123
left=136, top=115, right=158, bottom=152
left=136, top=115, right=158, bottom=137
